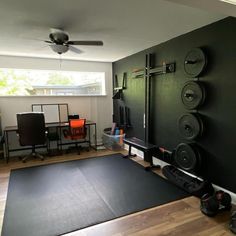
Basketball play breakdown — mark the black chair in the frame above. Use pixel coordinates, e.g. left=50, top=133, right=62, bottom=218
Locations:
left=17, top=112, right=46, bottom=162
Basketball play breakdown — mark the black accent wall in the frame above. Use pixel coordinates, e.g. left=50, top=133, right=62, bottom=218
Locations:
left=113, top=17, right=236, bottom=193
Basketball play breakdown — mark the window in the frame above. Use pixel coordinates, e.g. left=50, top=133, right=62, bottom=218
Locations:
left=0, top=68, right=106, bottom=96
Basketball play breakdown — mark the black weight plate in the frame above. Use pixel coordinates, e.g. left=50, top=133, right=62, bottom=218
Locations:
left=181, top=81, right=205, bottom=110
left=184, top=48, right=207, bottom=78
left=178, top=113, right=203, bottom=140
left=175, top=143, right=198, bottom=171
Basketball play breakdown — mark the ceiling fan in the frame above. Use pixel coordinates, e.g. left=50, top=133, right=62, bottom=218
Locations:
left=45, top=28, right=104, bottom=54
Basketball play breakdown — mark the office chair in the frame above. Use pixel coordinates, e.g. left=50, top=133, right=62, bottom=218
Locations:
left=63, top=118, right=87, bottom=154
left=17, top=112, right=46, bottom=162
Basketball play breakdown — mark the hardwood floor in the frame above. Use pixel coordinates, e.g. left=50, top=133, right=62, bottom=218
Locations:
left=0, top=149, right=233, bottom=236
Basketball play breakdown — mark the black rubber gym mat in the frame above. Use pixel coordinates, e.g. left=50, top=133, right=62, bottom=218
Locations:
left=2, top=154, right=189, bottom=236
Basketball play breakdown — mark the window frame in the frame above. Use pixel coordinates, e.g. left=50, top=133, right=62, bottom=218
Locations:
left=0, top=68, right=107, bottom=97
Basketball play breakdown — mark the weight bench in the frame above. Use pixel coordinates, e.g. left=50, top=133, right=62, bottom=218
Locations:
left=123, top=137, right=160, bottom=171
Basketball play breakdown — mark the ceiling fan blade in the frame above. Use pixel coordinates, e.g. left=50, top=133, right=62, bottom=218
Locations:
left=44, top=40, right=53, bottom=44
left=67, top=40, right=103, bottom=46
left=69, top=45, right=83, bottom=54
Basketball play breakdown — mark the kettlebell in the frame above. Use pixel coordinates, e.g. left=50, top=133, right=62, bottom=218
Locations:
left=200, top=190, right=232, bottom=217
left=200, top=193, right=219, bottom=216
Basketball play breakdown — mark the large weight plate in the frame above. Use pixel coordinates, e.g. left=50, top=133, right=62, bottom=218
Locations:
left=178, top=113, right=204, bottom=140
left=184, top=48, right=207, bottom=78
left=181, top=81, right=205, bottom=110
left=175, top=143, right=201, bottom=171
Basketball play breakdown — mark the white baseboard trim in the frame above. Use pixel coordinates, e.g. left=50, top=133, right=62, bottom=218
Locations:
left=125, top=145, right=236, bottom=204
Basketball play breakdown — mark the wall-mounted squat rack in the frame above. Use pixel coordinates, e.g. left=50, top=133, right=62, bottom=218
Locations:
left=131, top=54, right=176, bottom=142
left=145, top=55, right=176, bottom=143
left=132, top=54, right=175, bottom=142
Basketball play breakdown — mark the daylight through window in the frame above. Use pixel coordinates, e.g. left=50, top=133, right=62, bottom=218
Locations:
left=0, top=68, right=106, bottom=96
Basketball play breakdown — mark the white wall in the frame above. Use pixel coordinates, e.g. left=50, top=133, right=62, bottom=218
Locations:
left=0, top=55, right=113, bottom=145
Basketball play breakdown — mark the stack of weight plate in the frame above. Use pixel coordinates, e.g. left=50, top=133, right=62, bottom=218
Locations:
left=174, top=48, right=207, bottom=172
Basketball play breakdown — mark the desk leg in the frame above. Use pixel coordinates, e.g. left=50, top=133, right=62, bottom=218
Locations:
left=57, top=126, right=63, bottom=153
left=88, top=124, right=97, bottom=151
left=88, top=125, right=91, bottom=148
left=94, top=123, right=97, bottom=150
left=123, top=145, right=136, bottom=158
left=4, top=131, right=9, bottom=163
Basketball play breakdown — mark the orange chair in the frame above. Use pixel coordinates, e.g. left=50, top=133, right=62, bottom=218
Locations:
left=63, top=118, right=87, bottom=154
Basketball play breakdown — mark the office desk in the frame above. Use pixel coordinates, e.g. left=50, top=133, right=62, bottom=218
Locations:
left=4, top=121, right=97, bottom=163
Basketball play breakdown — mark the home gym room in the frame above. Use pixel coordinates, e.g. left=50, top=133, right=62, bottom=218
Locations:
left=0, top=0, right=236, bottom=235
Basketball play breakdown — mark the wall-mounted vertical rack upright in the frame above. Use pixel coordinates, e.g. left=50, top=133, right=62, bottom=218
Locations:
left=132, top=55, right=176, bottom=143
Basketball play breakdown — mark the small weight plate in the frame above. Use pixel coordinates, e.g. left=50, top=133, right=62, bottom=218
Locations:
left=175, top=143, right=199, bottom=171
left=181, top=81, right=205, bottom=110
left=184, top=48, right=207, bottom=78
left=178, top=113, right=203, bottom=140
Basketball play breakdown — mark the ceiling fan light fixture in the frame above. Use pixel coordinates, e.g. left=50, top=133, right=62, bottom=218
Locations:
left=50, top=44, right=69, bottom=54
left=220, top=0, right=236, bottom=5
left=46, top=28, right=103, bottom=55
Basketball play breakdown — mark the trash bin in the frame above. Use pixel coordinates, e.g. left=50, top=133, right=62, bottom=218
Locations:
left=102, top=128, right=125, bottom=151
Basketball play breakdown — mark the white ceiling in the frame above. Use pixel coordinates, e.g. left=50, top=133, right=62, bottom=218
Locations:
left=0, top=0, right=229, bottom=62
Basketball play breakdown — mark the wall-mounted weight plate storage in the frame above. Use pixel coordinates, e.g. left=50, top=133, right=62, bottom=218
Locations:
left=181, top=81, right=206, bottom=110
left=184, top=48, right=207, bottom=78
left=178, top=113, right=204, bottom=140
left=174, top=143, right=202, bottom=172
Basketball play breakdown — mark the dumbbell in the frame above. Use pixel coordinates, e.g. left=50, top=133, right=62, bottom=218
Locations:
left=200, top=190, right=232, bottom=217
left=215, top=190, right=232, bottom=211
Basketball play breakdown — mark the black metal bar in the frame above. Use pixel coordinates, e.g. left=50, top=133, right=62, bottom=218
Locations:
left=147, top=54, right=153, bottom=143
left=7, top=145, right=47, bottom=152
left=32, top=103, right=69, bottom=106
left=123, top=145, right=137, bottom=158
left=88, top=123, right=91, bottom=147
left=115, top=74, right=118, bottom=88
left=144, top=54, right=152, bottom=143
left=94, top=123, right=97, bottom=150
left=119, top=106, right=124, bottom=125
left=58, top=140, right=90, bottom=146
left=4, top=130, right=9, bottom=163
left=122, top=72, right=127, bottom=89
left=144, top=54, right=148, bottom=142
left=124, top=106, right=128, bottom=127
